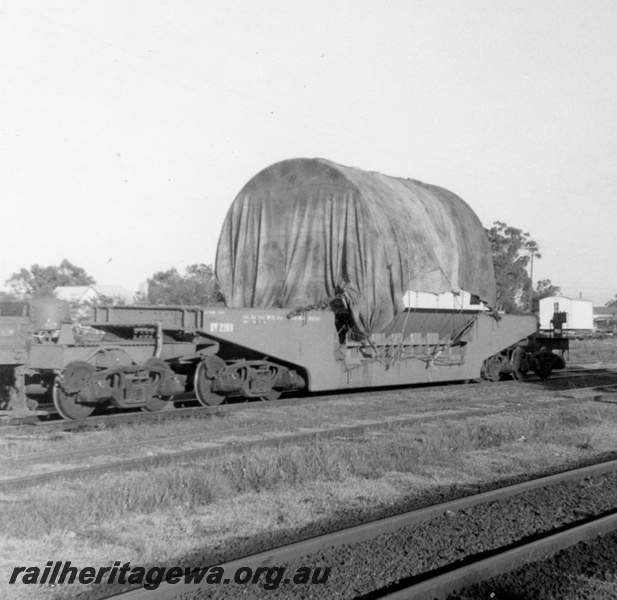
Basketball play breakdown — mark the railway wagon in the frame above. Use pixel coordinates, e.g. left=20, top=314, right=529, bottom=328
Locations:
left=89, top=303, right=538, bottom=407
left=0, top=299, right=538, bottom=420
left=0, top=299, right=203, bottom=419
left=0, top=158, right=549, bottom=420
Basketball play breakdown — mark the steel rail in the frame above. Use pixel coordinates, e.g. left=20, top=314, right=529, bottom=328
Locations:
left=1, top=366, right=613, bottom=431
left=0, top=409, right=495, bottom=467
left=373, top=512, right=617, bottom=599
left=0, top=394, right=311, bottom=431
left=0, top=402, right=544, bottom=492
left=0, top=383, right=587, bottom=468
left=0, top=369, right=617, bottom=434
left=2, top=384, right=616, bottom=491
left=105, top=458, right=617, bottom=599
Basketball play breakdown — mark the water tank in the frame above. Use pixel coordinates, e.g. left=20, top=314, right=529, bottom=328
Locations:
left=31, top=299, right=72, bottom=331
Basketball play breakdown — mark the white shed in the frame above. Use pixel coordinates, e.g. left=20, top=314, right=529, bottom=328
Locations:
left=539, top=296, right=593, bottom=331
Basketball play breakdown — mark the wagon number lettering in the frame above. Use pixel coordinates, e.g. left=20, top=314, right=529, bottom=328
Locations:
left=210, top=323, right=234, bottom=333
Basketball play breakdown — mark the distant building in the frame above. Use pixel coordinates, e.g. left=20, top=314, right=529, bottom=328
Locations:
left=539, top=296, right=593, bottom=332
left=54, top=285, right=136, bottom=305
left=593, top=306, right=617, bottom=331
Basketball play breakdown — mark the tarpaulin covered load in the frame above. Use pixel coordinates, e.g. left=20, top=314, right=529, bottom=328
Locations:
left=216, top=158, right=496, bottom=336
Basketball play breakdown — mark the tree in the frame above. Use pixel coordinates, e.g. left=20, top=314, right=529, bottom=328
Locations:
left=0, top=291, right=19, bottom=302
left=529, top=279, right=561, bottom=313
left=5, top=260, right=96, bottom=299
left=485, top=221, right=540, bottom=313
left=606, top=295, right=617, bottom=308
left=146, top=264, right=224, bottom=305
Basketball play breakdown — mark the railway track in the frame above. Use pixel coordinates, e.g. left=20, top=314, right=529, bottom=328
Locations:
left=375, top=514, right=617, bottom=600
left=1, top=365, right=614, bottom=434
left=0, top=397, right=566, bottom=493
left=4, top=368, right=617, bottom=600
left=101, top=458, right=617, bottom=599
left=3, top=380, right=617, bottom=493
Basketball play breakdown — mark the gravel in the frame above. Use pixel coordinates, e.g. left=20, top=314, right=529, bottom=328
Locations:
left=449, top=532, right=617, bottom=600
left=167, top=469, right=617, bottom=599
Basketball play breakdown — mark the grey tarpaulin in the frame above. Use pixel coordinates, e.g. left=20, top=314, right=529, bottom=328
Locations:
left=215, top=158, right=496, bottom=336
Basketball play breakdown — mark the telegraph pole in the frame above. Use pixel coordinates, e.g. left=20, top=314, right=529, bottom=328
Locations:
left=528, top=251, right=534, bottom=313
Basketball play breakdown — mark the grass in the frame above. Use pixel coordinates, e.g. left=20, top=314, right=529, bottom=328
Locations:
left=2, top=354, right=617, bottom=599
left=1, top=403, right=613, bottom=540
left=0, top=389, right=468, bottom=462
left=568, top=337, right=617, bottom=364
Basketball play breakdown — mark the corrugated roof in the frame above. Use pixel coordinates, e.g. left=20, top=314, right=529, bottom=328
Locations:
left=594, top=306, right=617, bottom=315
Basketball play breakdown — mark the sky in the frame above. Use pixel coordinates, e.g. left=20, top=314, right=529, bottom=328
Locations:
left=1, top=0, right=616, bottom=305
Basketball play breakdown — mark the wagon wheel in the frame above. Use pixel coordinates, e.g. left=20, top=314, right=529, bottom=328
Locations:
left=533, top=363, right=553, bottom=381
left=481, top=355, right=502, bottom=382
left=194, top=361, right=228, bottom=406
left=53, top=361, right=97, bottom=420
left=260, top=389, right=282, bottom=402
left=142, top=358, right=175, bottom=412
left=511, top=347, right=528, bottom=381
left=532, top=351, right=554, bottom=381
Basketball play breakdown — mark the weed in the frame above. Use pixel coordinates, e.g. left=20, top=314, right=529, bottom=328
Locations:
left=2, top=402, right=615, bottom=557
